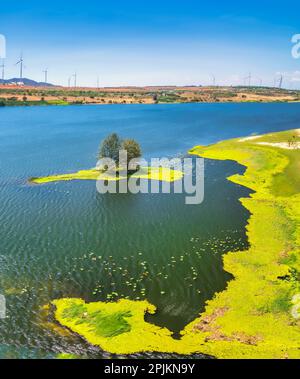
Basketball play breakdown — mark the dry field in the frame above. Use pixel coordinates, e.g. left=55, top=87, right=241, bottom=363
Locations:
left=0, top=84, right=299, bottom=105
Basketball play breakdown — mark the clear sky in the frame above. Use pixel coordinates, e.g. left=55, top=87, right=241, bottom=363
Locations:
left=1, top=0, right=300, bottom=88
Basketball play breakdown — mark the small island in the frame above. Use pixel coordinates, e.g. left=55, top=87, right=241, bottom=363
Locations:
left=29, top=133, right=184, bottom=185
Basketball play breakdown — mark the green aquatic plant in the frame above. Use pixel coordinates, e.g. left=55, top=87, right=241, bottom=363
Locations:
left=57, top=353, right=80, bottom=360
left=88, top=311, right=132, bottom=338
left=61, top=302, right=132, bottom=338
left=53, top=298, right=180, bottom=354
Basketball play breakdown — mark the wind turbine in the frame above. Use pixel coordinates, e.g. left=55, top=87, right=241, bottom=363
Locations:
left=244, top=72, right=252, bottom=87
left=43, top=69, right=48, bottom=84
left=73, top=73, right=77, bottom=88
left=15, top=54, right=24, bottom=79
left=210, top=74, right=216, bottom=87
left=274, top=74, right=283, bottom=89
left=97, top=76, right=100, bottom=89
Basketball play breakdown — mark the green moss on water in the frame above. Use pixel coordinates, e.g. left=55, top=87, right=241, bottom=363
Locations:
left=89, top=311, right=132, bottom=338
left=61, top=302, right=132, bottom=338
left=62, top=303, right=87, bottom=319
left=29, top=166, right=184, bottom=184
left=53, top=299, right=180, bottom=354
left=57, top=353, right=80, bottom=360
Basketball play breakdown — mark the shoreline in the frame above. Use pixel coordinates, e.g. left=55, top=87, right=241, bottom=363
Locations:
left=183, top=130, right=300, bottom=358
left=2, top=100, right=300, bottom=109
left=1, top=86, right=300, bottom=107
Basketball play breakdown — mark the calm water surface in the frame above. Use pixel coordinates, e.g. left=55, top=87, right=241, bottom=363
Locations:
left=0, top=103, right=299, bottom=359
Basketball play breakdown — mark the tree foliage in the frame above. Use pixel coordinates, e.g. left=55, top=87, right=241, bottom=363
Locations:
left=122, top=139, right=142, bottom=167
left=99, top=134, right=142, bottom=171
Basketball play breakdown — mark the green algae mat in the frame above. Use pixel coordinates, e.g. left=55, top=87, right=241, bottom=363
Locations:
left=30, top=166, right=183, bottom=184
left=51, top=129, right=300, bottom=358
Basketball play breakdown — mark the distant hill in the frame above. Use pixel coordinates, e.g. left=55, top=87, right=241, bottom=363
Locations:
left=0, top=78, right=55, bottom=87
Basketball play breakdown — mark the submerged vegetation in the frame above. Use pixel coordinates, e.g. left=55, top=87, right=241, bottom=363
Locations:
left=50, top=129, right=300, bottom=358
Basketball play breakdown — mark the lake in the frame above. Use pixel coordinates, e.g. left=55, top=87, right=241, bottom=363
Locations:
left=0, top=103, right=299, bottom=359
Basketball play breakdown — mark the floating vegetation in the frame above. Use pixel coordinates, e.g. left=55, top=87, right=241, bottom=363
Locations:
left=53, top=298, right=184, bottom=355
left=185, top=128, right=300, bottom=358
left=52, top=129, right=300, bottom=358
left=57, top=353, right=80, bottom=360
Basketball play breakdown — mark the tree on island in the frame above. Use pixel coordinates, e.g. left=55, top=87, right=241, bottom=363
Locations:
left=98, top=133, right=122, bottom=164
left=98, top=133, right=142, bottom=172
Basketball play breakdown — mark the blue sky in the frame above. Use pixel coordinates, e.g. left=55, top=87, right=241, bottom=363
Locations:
left=1, top=0, right=300, bottom=87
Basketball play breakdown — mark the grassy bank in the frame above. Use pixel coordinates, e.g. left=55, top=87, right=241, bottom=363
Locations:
left=51, top=129, right=300, bottom=358
left=183, top=128, right=300, bottom=358
left=0, top=98, right=70, bottom=106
